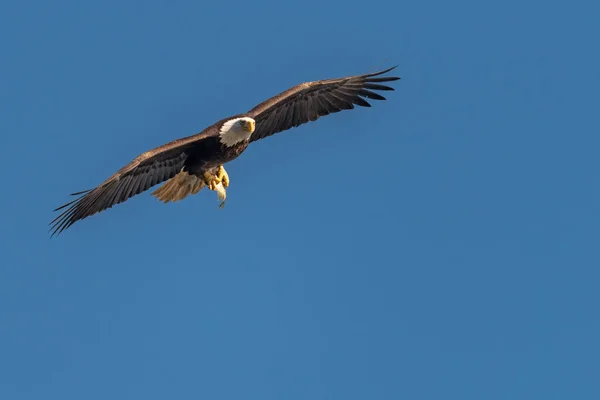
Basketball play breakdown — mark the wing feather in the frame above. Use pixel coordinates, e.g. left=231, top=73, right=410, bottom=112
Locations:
left=306, top=95, right=318, bottom=121
left=327, top=91, right=354, bottom=110
left=247, top=66, right=400, bottom=142
left=50, top=128, right=218, bottom=236
left=355, top=89, right=386, bottom=100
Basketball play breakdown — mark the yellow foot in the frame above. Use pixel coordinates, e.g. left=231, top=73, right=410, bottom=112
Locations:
left=202, top=171, right=221, bottom=191
left=202, top=167, right=228, bottom=208
left=217, top=165, right=230, bottom=188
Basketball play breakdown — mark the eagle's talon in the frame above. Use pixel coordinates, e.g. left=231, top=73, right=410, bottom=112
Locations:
left=202, top=171, right=213, bottom=185
left=209, top=181, right=220, bottom=191
left=203, top=169, right=228, bottom=206
left=203, top=171, right=222, bottom=191
left=217, top=166, right=230, bottom=188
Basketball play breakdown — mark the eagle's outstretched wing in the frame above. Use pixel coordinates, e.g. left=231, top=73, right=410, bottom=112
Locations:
left=49, top=130, right=217, bottom=237
left=246, top=66, right=400, bottom=142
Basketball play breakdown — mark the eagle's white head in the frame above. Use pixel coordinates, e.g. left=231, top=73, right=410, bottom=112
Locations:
left=219, top=117, right=256, bottom=147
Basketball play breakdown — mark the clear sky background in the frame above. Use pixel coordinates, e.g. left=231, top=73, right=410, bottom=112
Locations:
left=1, top=0, right=599, bottom=399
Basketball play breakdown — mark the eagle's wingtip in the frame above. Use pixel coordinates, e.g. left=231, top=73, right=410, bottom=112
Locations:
left=363, top=65, right=401, bottom=79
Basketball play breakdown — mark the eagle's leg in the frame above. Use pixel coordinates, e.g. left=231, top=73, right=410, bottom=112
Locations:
left=202, top=171, right=221, bottom=190
left=217, top=165, right=230, bottom=188
left=202, top=167, right=228, bottom=208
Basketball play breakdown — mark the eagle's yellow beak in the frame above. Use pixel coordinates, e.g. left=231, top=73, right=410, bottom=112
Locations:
left=244, top=120, right=255, bottom=133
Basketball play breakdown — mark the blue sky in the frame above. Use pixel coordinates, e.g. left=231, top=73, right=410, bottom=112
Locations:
left=1, top=0, right=599, bottom=398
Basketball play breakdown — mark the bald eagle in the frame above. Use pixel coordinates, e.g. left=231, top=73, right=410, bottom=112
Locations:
left=50, top=66, right=400, bottom=236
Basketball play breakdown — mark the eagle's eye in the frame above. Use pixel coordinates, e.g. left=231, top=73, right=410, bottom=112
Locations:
left=239, top=120, right=245, bottom=126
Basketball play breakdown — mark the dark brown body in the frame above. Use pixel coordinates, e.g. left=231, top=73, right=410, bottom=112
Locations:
left=184, top=134, right=249, bottom=176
